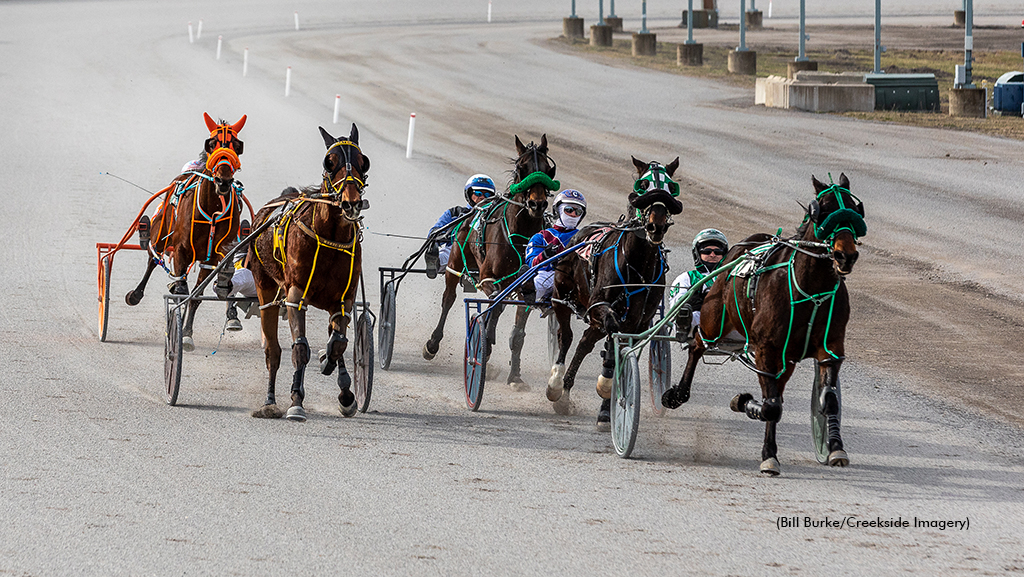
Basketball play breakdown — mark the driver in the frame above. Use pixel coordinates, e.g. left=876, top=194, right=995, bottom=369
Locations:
left=424, top=174, right=496, bottom=278
left=667, top=228, right=728, bottom=337
left=524, top=189, right=587, bottom=310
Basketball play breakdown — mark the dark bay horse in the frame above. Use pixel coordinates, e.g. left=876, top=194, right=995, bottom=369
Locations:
left=662, top=173, right=865, bottom=475
left=125, top=113, right=247, bottom=351
left=547, top=157, right=682, bottom=426
left=248, top=124, right=370, bottom=422
left=423, top=135, right=556, bottom=390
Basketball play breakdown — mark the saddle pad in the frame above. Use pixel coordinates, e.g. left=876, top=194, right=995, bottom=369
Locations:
left=729, top=242, right=774, bottom=279
left=576, top=227, right=614, bottom=262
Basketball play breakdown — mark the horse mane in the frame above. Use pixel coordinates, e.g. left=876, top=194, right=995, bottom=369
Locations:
left=793, top=213, right=811, bottom=239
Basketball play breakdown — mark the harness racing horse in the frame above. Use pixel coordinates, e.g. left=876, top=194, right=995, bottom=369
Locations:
left=125, top=113, right=247, bottom=352
left=547, top=157, right=682, bottom=426
left=423, top=135, right=557, bottom=390
left=662, top=173, right=865, bottom=475
left=248, top=124, right=370, bottom=422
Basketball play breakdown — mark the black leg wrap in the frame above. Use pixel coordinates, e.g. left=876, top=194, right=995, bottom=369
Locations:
left=761, top=397, right=783, bottom=422
left=823, top=388, right=843, bottom=451
left=169, top=280, right=188, bottom=295
left=597, top=398, right=611, bottom=423
left=600, top=341, right=615, bottom=379
left=292, top=336, right=310, bottom=367
left=291, top=369, right=305, bottom=400
left=337, top=365, right=352, bottom=391
left=320, top=331, right=346, bottom=375
left=661, top=381, right=691, bottom=409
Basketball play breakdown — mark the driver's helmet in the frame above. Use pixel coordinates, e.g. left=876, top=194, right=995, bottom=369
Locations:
left=552, top=189, right=587, bottom=219
left=464, top=174, right=496, bottom=204
left=691, top=228, right=729, bottom=270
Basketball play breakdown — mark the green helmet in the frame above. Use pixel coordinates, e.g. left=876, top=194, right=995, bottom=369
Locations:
left=691, top=228, right=728, bottom=268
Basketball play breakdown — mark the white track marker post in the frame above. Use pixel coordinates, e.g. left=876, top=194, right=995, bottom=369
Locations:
left=243, top=48, right=249, bottom=76
left=294, top=11, right=300, bottom=31
left=768, top=1, right=772, bottom=18
left=188, top=21, right=194, bottom=44
left=405, top=113, right=416, bottom=159
left=285, top=66, right=291, bottom=96
left=333, top=95, right=341, bottom=124
left=197, top=19, right=203, bottom=39
left=488, top=0, right=492, bottom=22
left=216, top=35, right=222, bottom=60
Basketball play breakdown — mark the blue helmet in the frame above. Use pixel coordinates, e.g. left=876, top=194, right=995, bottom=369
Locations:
left=465, top=174, right=496, bottom=203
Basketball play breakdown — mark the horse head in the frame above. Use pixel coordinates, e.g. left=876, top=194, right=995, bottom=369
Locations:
left=629, top=156, right=683, bottom=244
left=320, top=124, right=370, bottom=221
left=511, top=134, right=557, bottom=218
left=809, top=173, right=865, bottom=276
left=203, top=113, right=245, bottom=195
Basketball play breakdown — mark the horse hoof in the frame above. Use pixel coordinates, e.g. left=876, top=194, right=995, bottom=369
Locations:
left=730, top=393, right=754, bottom=413
left=759, top=457, right=781, bottom=476
left=596, top=375, right=613, bottom=400
left=828, top=450, right=849, bottom=467
left=508, top=378, right=530, bottom=392
left=225, top=318, right=243, bottom=332
left=251, top=404, right=284, bottom=419
left=125, top=290, right=143, bottom=306
left=339, top=391, right=357, bottom=417
left=181, top=336, right=195, bottom=352
left=547, top=364, right=566, bottom=401
left=422, top=342, right=437, bottom=361
left=285, top=406, right=307, bottom=422
left=552, top=388, right=572, bottom=415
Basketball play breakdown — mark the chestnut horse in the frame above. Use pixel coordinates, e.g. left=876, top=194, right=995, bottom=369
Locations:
left=423, top=135, right=557, bottom=390
left=662, top=173, right=865, bottom=475
left=248, top=124, right=370, bottom=422
left=547, top=157, right=682, bottom=427
left=125, top=113, right=246, bottom=352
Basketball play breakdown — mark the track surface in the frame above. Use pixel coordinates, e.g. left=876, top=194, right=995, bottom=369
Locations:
left=1, top=1, right=1022, bottom=574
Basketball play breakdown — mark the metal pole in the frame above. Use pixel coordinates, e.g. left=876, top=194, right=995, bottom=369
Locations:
left=739, top=0, right=747, bottom=52
left=964, top=0, right=974, bottom=87
left=599, top=0, right=605, bottom=25
left=641, top=0, right=648, bottom=34
left=874, top=0, right=881, bottom=72
left=571, top=0, right=576, bottom=18
left=751, top=0, right=756, bottom=11
left=797, top=0, right=807, bottom=61
left=610, top=0, right=616, bottom=18
left=687, top=0, right=695, bottom=44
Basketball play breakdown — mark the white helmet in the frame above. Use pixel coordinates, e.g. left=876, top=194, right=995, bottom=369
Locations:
left=552, top=189, right=587, bottom=219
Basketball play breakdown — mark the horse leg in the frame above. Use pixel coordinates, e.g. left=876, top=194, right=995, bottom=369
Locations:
left=546, top=303, right=574, bottom=403
left=423, top=270, right=461, bottom=360
left=553, top=325, right=604, bottom=416
left=125, top=256, right=159, bottom=306
left=819, top=359, right=848, bottom=466
left=322, top=308, right=357, bottom=417
left=252, top=286, right=284, bottom=419
left=483, top=303, right=504, bottom=367
left=730, top=353, right=789, bottom=475
left=506, top=305, right=530, bottom=392
left=180, top=267, right=211, bottom=353
left=662, top=337, right=706, bottom=409
left=283, top=288, right=310, bottom=422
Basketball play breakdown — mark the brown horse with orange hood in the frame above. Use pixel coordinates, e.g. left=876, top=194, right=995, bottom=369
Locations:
left=125, top=113, right=248, bottom=352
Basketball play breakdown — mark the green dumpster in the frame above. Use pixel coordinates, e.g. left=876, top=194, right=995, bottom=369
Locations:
left=865, top=73, right=940, bottom=112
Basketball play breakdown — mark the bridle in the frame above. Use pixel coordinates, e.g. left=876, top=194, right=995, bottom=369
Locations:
left=321, top=140, right=368, bottom=221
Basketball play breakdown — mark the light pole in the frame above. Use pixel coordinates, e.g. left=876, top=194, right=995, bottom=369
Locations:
left=873, top=0, right=881, bottom=73
left=738, top=0, right=747, bottom=51
left=797, top=0, right=807, bottom=61
left=686, top=0, right=695, bottom=45
left=641, top=0, right=648, bottom=34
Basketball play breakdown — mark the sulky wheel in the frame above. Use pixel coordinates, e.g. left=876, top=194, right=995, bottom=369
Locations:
left=98, top=255, right=111, bottom=342
left=611, top=349, right=642, bottom=458
left=546, top=314, right=559, bottom=366
left=464, top=315, right=488, bottom=411
left=378, top=281, right=396, bottom=370
left=353, top=311, right=374, bottom=413
left=647, top=325, right=672, bottom=417
left=164, top=302, right=184, bottom=406
left=810, top=360, right=842, bottom=464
